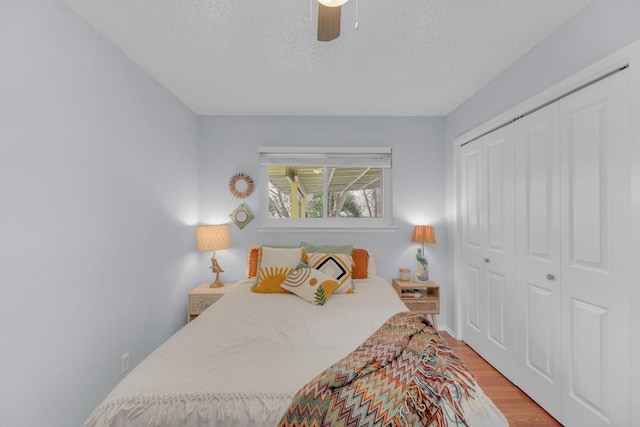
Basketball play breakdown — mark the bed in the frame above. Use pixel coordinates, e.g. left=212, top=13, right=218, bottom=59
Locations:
left=85, top=270, right=507, bottom=427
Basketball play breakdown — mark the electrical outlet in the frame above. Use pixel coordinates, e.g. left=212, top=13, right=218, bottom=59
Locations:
left=120, top=352, right=130, bottom=375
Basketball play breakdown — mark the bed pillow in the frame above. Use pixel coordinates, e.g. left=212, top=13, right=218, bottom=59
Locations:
left=351, top=248, right=380, bottom=279
left=280, top=263, right=340, bottom=306
left=251, top=246, right=303, bottom=293
left=246, top=244, right=301, bottom=278
left=352, top=248, right=369, bottom=279
left=306, top=252, right=354, bottom=293
left=301, top=242, right=353, bottom=254
left=246, top=245, right=261, bottom=278
left=367, top=252, right=379, bottom=277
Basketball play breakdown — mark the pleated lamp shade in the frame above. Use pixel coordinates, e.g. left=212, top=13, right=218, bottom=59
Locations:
left=411, top=225, right=436, bottom=245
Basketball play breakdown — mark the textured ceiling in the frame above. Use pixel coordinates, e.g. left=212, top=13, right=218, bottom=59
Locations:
left=63, top=0, right=595, bottom=116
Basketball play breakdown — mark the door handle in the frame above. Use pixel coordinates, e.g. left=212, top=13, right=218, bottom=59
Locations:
left=484, top=258, right=490, bottom=263
left=546, top=273, right=556, bottom=281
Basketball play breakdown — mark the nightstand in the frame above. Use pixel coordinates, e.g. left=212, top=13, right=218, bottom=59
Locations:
left=392, top=278, right=440, bottom=330
left=188, top=282, right=233, bottom=322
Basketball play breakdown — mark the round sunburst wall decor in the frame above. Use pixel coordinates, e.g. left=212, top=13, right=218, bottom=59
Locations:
left=228, top=173, right=254, bottom=199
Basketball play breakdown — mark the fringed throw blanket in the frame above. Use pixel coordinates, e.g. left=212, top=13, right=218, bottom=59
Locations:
left=279, top=312, right=477, bottom=427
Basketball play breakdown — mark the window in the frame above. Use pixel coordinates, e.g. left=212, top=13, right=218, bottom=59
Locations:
left=258, top=147, right=393, bottom=231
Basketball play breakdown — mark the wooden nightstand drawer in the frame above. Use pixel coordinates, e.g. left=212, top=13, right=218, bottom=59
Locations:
left=188, top=282, right=233, bottom=322
left=403, top=300, right=439, bottom=313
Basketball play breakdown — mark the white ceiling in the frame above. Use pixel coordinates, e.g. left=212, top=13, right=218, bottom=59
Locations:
left=63, top=0, right=595, bottom=116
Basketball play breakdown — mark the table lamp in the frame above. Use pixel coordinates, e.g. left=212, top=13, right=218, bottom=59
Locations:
left=196, top=224, right=231, bottom=288
left=411, top=225, right=436, bottom=282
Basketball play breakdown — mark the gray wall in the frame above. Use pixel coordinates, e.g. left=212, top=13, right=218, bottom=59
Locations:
left=446, top=0, right=640, bottom=141
left=0, top=1, right=200, bottom=426
left=197, top=115, right=451, bottom=320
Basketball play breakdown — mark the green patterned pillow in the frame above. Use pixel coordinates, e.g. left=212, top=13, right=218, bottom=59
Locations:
left=280, top=263, right=340, bottom=306
left=301, top=242, right=353, bottom=254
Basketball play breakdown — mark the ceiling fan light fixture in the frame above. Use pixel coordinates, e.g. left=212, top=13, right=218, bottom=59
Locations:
left=316, top=0, right=349, bottom=42
left=318, top=0, right=348, bottom=7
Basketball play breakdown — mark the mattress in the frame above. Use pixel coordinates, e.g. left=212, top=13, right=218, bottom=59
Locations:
left=85, top=277, right=507, bottom=427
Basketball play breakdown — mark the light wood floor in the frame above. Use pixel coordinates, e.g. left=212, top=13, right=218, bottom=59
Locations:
left=440, top=331, right=562, bottom=427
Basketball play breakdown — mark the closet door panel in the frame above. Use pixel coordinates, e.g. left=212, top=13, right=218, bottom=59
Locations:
left=486, top=141, right=507, bottom=247
left=568, top=101, right=607, bottom=268
left=527, top=131, right=553, bottom=258
left=569, top=300, right=606, bottom=410
left=465, top=265, right=482, bottom=330
left=526, top=284, right=554, bottom=377
left=515, top=103, right=562, bottom=420
left=487, top=271, right=507, bottom=344
left=482, top=126, right=515, bottom=380
left=560, top=70, right=630, bottom=427
left=460, top=141, right=486, bottom=352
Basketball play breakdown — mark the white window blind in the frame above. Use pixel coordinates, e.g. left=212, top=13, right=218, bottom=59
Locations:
left=258, top=148, right=391, bottom=168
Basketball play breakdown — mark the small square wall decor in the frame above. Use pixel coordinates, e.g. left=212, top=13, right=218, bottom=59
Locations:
left=229, top=204, right=253, bottom=229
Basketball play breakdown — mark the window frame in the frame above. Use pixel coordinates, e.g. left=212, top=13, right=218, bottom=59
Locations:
left=257, top=146, right=395, bottom=232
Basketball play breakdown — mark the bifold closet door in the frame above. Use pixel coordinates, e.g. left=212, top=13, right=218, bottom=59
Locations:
left=460, top=125, right=515, bottom=381
left=460, top=140, right=485, bottom=354
left=559, top=70, right=630, bottom=427
left=514, top=102, right=562, bottom=420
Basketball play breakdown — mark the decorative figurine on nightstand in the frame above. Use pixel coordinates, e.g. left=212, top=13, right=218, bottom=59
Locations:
left=411, top=224, right=436, bottom=283
left=415, top=249, right=429, bottom=282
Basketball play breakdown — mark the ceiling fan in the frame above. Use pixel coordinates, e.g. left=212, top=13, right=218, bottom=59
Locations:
left=317, top=0, right=349, bottom=42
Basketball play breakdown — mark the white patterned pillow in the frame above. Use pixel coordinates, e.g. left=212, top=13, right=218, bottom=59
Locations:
left=251, top=246, right=303, bottom=294
left=306, top=252, right=354, bottom=293
left=280, top=264, right=340, bottom=305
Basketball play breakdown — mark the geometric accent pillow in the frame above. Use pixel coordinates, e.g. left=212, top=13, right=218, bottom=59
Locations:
left=280, top=264, right=340, bottom=306
left=251, top=246, right=303, bottom=294
left=306, top=252, right=354, bottom=294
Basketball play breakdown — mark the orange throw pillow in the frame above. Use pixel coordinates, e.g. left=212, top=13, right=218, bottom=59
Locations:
left=352, top=248, right=369, bottom=279
left=247, top=247, right=260, bottom=278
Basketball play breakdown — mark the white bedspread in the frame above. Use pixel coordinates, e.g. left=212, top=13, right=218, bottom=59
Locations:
left=85, top=277, right=507, bottom=427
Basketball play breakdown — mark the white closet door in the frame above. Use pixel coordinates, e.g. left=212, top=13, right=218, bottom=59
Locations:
left=514, top=103, right=562, bottom=420
left=460, top=140, right=486, bottom=353
left=560, top=70, right=630, bottom=427
left=460, top=126, right=515, bottom=379
left=482, top=126, right=515, bottom=381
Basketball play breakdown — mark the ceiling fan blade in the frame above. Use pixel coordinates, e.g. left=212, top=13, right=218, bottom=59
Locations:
left=317, top=3, right=341, bottom=42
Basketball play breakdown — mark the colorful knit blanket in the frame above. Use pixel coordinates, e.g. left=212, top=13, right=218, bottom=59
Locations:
left=278, top=312, right=477, bottom=427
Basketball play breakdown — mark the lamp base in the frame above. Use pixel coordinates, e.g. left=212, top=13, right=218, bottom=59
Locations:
left=209, top=272, right=224, bottom=288
left=209, top=269, right=224, bottom=288
left=416, top=263, right=429, bottom=283
left=209, top=253, right=224, bottom=288
left=415, top=273, right=429, bottom=283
